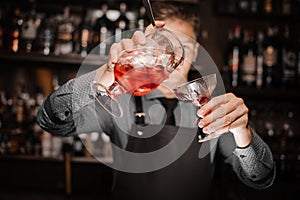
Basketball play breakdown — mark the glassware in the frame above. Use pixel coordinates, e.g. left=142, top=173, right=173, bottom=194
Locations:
left=173, top=74, right=218, bottom=142
left=91, top=27, right=185, bottom=117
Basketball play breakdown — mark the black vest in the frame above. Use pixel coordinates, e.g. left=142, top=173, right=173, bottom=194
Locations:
left=111, top=97, right=213, bottom=200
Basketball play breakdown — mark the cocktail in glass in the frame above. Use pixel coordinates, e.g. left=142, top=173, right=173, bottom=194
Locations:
left=91, top=27, right=185, bottom=117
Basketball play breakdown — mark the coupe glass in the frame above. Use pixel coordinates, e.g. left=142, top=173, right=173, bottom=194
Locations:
left=90, top=27, right=184, bottom=117
left=173, top=74, right=219, bottom=142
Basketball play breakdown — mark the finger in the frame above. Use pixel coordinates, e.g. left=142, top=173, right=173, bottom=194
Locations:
left=132, top=31, right=147, bottom=45
left=108, top=43, right=122, bottom=67
left=198, top=93, right=234, bottom=117
left=199, top=97, right=248, bottom=131
left=144, top=20, right=165, bottom=35
left=213, top=125, right=230, bottom=135
left=155, top=20, right=165, bottom=28
left=198, top=96, right=246, bottom=127
left=212, top=113, right=248, bottom=136
left=201, top=107, right=247, bottom=134
left=121, top=39, right=135, bottom=52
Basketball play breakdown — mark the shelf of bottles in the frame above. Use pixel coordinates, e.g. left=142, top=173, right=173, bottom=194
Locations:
left=214, top=0, right=300, bottom=21
left=0, top=0, right=148, bottom=162
left=0, top=0, right=149, bottom=62
left=0, top=84, right=113, bottom=163
left=216, top=0, right=300, bottom=180
left=247, top=101, right=300, bottom=180
left=222, top=23, right=300, bottom=92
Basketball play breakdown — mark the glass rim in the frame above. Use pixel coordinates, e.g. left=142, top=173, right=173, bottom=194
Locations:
left=174, top=73, right=217, bottom=90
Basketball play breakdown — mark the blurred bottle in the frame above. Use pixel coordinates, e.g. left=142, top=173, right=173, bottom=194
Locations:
left=137, top=6, right=147, bottom=30
left=0, top=89, right=8, bottom=155
left=9, top=7, right=23, bottom=53
left=41, top=131, right=52, bottom=157
left=36, top=14, right=55, bottom=55
left=263, top=25, right=280, bottom=87
left=278, top=108, right=296, bottom=179
left=264, top=0, right=273, bottom=14
left=28, top=87, right=45, bottom=156
left=282, top=0, right=291, bottom=15
left=79, top=10, right=93, bottom=57
left=241, top=27, right=257, bottom=87
left=54, top=7, right=75, bottom=55
left=250, top=0, right=259, bottom=13
left=5, top=84, right=30, bottom=155
left=115, top=2, right=130, bottom=42
left=281, top=25, right=297, bottom=87
left=226, top=25, right=242, bottom=87
left=256, top=31, right=264, bottom=88
left=237, top=0, right=250, bottom=14
left=93, top=4, right=114, bottom=56
left=73, top=135, right=85, bottom=157
left=20, top=2, right=41, bottom=53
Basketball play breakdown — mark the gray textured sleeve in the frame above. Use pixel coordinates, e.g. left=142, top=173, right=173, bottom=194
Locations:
left=36, top=70, right=110, bottom=136
left=218, top=128, right=276, bottom=189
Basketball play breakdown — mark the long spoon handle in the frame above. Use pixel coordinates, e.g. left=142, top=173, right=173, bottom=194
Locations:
left=142, top=0, right=156, bottom=27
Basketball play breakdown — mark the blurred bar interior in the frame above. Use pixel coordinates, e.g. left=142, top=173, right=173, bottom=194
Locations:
left=0, top=0, right=300, bottom=199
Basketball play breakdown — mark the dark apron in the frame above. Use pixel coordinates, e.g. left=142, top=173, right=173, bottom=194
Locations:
left=111, top=98, right=212, bottom=200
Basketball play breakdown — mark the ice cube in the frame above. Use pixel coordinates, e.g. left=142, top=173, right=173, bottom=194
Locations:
left=132, top=52, right=156, bottom=68
left=159, top=53, right=171, bottom=67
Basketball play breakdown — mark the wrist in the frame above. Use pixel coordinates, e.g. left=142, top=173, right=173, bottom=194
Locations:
left=232, top=124, right=253, bottom=148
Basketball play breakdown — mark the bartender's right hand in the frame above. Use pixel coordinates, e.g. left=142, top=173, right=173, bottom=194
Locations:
left=108, top=20, right=165, bottom=69
left=94, top=21, right=165, bottom=88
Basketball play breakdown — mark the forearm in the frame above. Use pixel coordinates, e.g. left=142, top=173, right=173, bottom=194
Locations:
left=36, top=70, right=96, bottom=136
left=232, top=129, right=275, bottom=188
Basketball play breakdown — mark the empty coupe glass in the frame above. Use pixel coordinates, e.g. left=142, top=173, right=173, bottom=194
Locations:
left=173, top=74, right=219, bottom=142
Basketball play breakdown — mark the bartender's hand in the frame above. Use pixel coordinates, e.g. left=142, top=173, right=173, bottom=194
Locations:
left=197, top=93, right=252, bottom=147
left=94, top=21, right=165, bottom=88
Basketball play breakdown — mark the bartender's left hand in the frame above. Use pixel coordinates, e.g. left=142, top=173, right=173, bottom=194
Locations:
left=197, top=93, right=252, bottom=147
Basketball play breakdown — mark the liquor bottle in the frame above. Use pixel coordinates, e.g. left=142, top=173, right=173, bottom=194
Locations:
left=54, top=7, right=75, bottom=55
left=281, top=25, right=297, bottom=87
left=137, top=6, right=148, bottom=30
left=6, top=84, right=30, bottom=155
left=226, top=25, right=242, bottom=87
left=265, top=0, right=282, bottom=15
left=278, top=107, right=296, bottom=178
left=241, top=28, right=257, bottom=87
left=115, top=2, right=130, bottom=42
left=256, top=31, right=264, bottom=88
left=20, top=2, right=40, bottom=53
left=93, top=4, right=114, bottom=56
left=282, top=0, right=291, bottom=15
left=79, top=14, right=93, bottom=57
left=263, top=25, right=280, bottom=87
left=73, top=136, right=85, bottom=157
left=26, top=87, right=44, bottom=156
left=0, top=89, right=8, bottom=155
left=264, top=0, right=273, bottom=14
left=237, top=0, right=250, bottom=14
left=222, top=29, right=232, bottom=88
left=36, top=14, right=55, bottom=55
left=9, top=8, right=23, bottom=53
left=250, top=0, right=259, bottom=13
